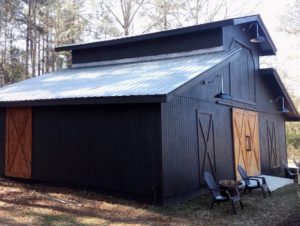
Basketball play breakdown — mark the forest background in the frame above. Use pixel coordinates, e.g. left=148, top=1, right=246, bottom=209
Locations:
left=0, top=0, right=299, bottom=158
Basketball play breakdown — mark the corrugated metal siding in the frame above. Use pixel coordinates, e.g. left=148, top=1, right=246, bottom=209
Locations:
left=0, top=49, right=239, bottom=102
left=161, top=65, right=235, bottom=199
left=31, top=104, right=162, bottom=202
left=161, top=29, right=287, bottom=200
left=256, top=70, right=287, bottom=174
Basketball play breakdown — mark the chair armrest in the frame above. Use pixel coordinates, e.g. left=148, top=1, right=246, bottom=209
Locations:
left=247, top=176, right=266, bottom=184
left=245, top=177, right=260, bottom=186
left=221, top=190, right=231, bottom=199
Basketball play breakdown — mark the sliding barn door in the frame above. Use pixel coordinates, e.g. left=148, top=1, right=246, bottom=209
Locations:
left=232, top=108, right=260, bottom=179
left=5, top=108, right=32, bottom=179
left=197, top=111, right=216, bottom=184
left=267, top=120, right=279, bottom=168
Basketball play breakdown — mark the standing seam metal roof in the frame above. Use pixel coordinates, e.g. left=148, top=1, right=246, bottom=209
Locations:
left=0, top=49, right=239, bottom=102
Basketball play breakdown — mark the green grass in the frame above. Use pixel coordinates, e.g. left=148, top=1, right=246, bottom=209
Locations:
left=148, top=183, right=300, bottom=226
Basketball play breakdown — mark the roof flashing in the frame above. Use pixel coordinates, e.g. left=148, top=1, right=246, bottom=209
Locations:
left=72, top=46, right=224, bottom=69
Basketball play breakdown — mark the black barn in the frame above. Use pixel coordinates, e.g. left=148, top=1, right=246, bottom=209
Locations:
left=0, top=15, right=299, bottom=205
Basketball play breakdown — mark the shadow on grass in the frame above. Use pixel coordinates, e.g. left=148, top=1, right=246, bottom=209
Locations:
left=0, top=178, right=299, bottom=226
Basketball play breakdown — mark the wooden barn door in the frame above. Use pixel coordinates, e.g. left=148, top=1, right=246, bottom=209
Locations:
left=267, top=120, right=279, bottom=168
left=197, top=111, right=216, bottom=184
left=232, top=108, right=260, bottom=179
left=5, top=108, right=32, bottom=179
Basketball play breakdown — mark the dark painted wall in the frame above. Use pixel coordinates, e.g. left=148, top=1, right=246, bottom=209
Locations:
left=161, top=66, right=234, bottom=202
left=160, top=25, right=287, bottom=202
left=225, top=24, right=287, bottom=173
left=72, top=28, right=223, bottom=64
left=30, top=104, right=161, bottom=202
left=256, top=73, right=287, bottom=173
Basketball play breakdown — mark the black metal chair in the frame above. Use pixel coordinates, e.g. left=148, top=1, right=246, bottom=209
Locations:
left=203, top=172, right=243, bottom=214
left=283, top=163, right=297, bottom=180
left=237, top=165, right=271, bottom=198
left=293, top=159, right=300, bottom=173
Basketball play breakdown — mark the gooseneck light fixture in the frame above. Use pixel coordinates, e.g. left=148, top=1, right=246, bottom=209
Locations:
left=270, top=96, right=289, bottom=113
left=250, top=23, right=265, bottom=43
left=202, top=75, right=232, bottom=100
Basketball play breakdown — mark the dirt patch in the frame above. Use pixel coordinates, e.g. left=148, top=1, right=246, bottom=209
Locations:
left=0, top=178, right=299, bottom=225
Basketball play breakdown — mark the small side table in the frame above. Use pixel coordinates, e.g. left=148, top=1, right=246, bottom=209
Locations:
left=219, top=179, right=243, bottom=194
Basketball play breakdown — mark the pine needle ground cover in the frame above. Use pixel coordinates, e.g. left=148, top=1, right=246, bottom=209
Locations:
left=0, top=178, right=299, bottom=226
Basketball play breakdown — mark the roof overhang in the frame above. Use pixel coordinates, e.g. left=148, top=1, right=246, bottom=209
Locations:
left=260, top=68, right=300, bottom=121
left=233, top=15, right=277, bottom=56
left=0, top=95, right=167, bottom=107
left=55, top=15, right=276, bottom=56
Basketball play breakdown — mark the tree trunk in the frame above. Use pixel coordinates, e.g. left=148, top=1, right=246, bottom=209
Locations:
left=37, top=29, right=41, bottom=76
left=42, top=34, right=45, bottom=74
left=26, top=0, right=32, bottom=78
left=31, top=3, right=38, bottom=77
left=45, top=33, right=49, bottom=73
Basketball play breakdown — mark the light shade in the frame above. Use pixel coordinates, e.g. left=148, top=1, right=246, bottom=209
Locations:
left=279, top=106, right=289, bottom=113
left=250, top=35, right=265, bottom=43
left=214, top=91, right=232, bottom=100
left=202, top=74, right=232, bottom=100
left=250, top=23, right=265, bottom=43
left=270, top=96, right=289, bottom=113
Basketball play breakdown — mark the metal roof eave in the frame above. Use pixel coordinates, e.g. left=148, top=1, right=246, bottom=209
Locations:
left=233, top=15, right=277, bottom=55
left=0, top=95, right=168, bottom=107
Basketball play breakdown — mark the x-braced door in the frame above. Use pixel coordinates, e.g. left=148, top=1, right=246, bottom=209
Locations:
left=197, top=111, right=216, bottom=184
left=232, top=108, right=260, bottom=180
left=267, top=120, right=279, bottom=168
left=5, top=108, right=32, bottom=179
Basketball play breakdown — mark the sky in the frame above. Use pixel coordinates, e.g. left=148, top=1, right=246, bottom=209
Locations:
left=253, top=0, right=300, bottom=97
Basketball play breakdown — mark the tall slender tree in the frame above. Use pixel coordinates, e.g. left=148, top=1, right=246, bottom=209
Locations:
left=100, top=0, right=145, bottom=36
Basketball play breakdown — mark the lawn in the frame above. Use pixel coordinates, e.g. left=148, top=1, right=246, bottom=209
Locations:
left=0, top=178, right=299, bottom=226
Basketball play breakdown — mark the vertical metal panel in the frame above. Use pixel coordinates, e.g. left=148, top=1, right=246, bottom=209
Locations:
left=31, top=104, right=162, bottom=202
left=161, top=64, right=235, bottom=199
left=223, top=25, right=261, bottom=105
left=229, top=47, right=256, bottom=102
left=256, top=68, right=287, bottom=174
left=73, top=29, right=223, bottom=64
left=161, top=24, right=288, bottom=201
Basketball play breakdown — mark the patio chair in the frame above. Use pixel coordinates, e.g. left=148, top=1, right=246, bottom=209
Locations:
left=283, top=163, right=297, bottom=180
left=293, top=159, right=300, bottom=173
left=203, top=171, right=243, bottom=214
left=237, top=165, right=271, bottom=198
